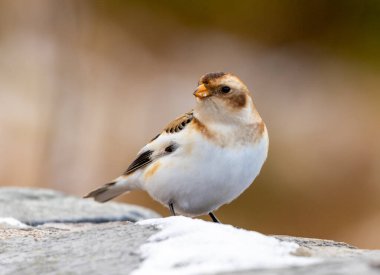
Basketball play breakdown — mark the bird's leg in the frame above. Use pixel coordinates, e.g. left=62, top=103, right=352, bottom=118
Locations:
left=209, top=212, right=221, bottom=223
left=169, top=202, right=176, bottom=216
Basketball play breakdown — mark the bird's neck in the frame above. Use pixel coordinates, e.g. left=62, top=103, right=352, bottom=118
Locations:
left=194, top=96, right=262, bottom=127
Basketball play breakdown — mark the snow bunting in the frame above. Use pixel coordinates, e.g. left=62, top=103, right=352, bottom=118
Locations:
left=84, top=72, right=269, bottom=222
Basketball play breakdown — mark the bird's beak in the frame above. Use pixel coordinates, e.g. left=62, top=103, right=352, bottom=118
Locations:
left=193, top=84, right=211, bottom=98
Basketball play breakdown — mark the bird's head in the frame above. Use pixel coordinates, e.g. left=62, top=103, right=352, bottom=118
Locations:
left=193, top=72, right=259, bottom=123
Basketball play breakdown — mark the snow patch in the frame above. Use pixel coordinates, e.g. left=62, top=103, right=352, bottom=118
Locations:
left=0, top=217, right=29, bottom=229
left=133, top=216, right=318, bottom=275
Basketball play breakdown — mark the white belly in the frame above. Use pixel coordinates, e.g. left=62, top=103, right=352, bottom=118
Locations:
left=141, top=133, right=268, bottom=216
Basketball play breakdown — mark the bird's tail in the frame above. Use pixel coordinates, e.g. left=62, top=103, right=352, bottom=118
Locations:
left=83, top=179, right=130, bottom=203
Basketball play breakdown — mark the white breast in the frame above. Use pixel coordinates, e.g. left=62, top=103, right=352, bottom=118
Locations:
left=140, top=127, right=269, bottom=216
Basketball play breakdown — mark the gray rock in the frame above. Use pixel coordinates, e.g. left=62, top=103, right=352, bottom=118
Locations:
left=229, top=236, right=380, bottom=275
left=230, top=252, right=380, bottom=275
left=0, top=222, right=158, bottom=274
left=1, top=222, right=379, bottom=275
left=1, top=187, right=380, bottom=275
left=0, top=187, right=160, bottom=225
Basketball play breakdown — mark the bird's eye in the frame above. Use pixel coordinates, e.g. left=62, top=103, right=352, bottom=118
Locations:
left=221, top=86, right=231, bottom=93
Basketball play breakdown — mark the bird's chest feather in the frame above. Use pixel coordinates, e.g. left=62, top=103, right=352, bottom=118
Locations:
left=188, top=138, right=266, bottom=186
left=150, top=130, right=267, bottom=190
left=142, top=122, right=268, bottom=215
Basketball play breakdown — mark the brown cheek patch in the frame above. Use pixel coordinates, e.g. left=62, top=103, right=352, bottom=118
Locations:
left=227, top=93, right=247, bottom=110
left=223, top=94, right=247, bottom=111
left=144, top=162, right=161, bottom=180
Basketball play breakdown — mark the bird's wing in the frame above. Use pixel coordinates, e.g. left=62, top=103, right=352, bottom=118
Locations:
left=123, top=150, right=154, bottom=175
left=123, top=111, right=194, bottom=176
left=163, top=111, right=194, bottom=134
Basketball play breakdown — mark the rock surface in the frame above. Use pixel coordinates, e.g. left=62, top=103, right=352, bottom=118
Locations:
left=0, top=187, right=160, bottom=225
left=0, top=222, right=157, bottom=274
left=1, top=187, right=380, bottom=275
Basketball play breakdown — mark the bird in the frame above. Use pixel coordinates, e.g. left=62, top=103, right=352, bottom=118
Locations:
left=84, top=72, right=269, bottom=223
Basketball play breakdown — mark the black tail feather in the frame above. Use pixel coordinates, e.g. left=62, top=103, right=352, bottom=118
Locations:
left=83, top=182, right=122, bottom=203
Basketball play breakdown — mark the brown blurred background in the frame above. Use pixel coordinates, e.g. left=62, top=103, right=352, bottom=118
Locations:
left=0, top=0, right=379, bottom=248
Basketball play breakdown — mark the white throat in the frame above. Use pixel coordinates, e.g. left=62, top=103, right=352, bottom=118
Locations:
left=193, top=96, right=261, bottom=126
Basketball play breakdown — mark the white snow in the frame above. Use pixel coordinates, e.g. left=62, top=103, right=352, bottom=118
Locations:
left=0, top=217, right=29, bottom=229
left=133, top=216, right=318, bottom=275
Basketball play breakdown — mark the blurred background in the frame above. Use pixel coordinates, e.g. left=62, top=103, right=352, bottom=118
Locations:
left=0, top=0, right=379, bottom=248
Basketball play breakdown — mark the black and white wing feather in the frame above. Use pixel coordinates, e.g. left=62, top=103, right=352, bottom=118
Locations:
left=84, top=111, right=193, bottom=202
